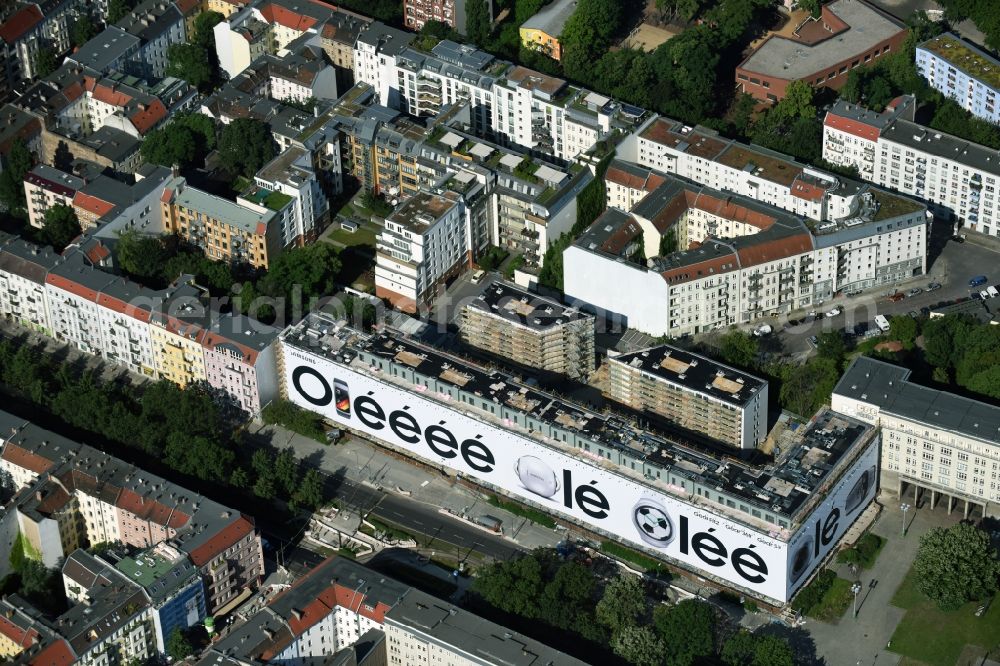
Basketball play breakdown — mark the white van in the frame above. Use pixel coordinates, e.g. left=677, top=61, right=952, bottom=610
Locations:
left=875, top=315, right=891, bottom=332
left=988, top=286, right=999, bottom=298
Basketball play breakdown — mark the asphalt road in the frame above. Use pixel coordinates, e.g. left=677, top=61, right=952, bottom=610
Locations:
left=320, top=468, right=522, bottom=561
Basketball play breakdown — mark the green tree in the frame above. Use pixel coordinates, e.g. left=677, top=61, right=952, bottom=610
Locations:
left=611, top=625, right=665, bottom=666
left=140, top=124, right=197, bottom=168
left=41, top=204, right=81, bottom=251
left=106, top=0, right=132, bottom=24
left=230, top=467, right=250, bottom=488
left=274, top=447, right=300, bottom=497
left=779, top=357, right=840, bottom=417
left=33, top=47, right=57, bottom=78
left=721, top=630, right=757, bottom=666
left=750, top=635, right=794, bottom=666
left=773, top=80, right=816, bottom=120
left=72, top=20, right=97, bottom=47
left=465, top=0, right=491, bottom=46
left=242, top=243, right=341, bottom=319
left=166, top=43, right=214, bottom=91
left=719, top=329, right=758, bottom=369
left=913, top=522, right=1000, bottom=610
left=815, top=330, right=846, bottom=366
left=0, top=138, right=33, bottom=212
left=218, top=118, right=275, bottom=178
left=116, top=231, right=168, bottom=282
left=652, top=599, right=716, bottom=666
left=294, top=468, right=325, bottom=509
left=472, top=554, right=545, bottom=618
left=253, top=475, right=276, bottom=499
left=888, top=315, right=918, bottom=350
left=166, top=628, right=193, bottom=661
left=537, top=561, right=598, bottom=632
left=193, top=10, right=224, bottom=47
left=799, top=0, right=821, bottom=18
left=596, top=575, right=646, bottom=633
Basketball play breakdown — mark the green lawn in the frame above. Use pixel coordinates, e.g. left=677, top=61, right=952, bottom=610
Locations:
left=324, top=225, right=377, bottom=248
left=809, top=576, right=856, bottom=623
left=888, top=567, right=1000, bottom=666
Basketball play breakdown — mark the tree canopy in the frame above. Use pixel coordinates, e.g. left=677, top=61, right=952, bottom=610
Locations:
left=140, top=113, right=217, bottom=170
left=914, top=522, right=1000, bottom=610
left=41, top=204, right=81, bottom=252
left=167, top=628, right=193, bottom=661
left=218, top=118, right=276, bottom=178
left=652, top=600, right=716, bottom=666
left=0, top=138, right=33, bottom=212
left=166, top=43, right=215, bottom=91
left=465, top=0, right=491, bottom=47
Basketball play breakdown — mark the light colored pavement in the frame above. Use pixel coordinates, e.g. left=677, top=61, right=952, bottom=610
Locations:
left=804, top=492, right=969, bottom=666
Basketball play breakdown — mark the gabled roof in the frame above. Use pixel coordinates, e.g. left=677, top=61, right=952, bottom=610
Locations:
left=0, top=4, right=43, bottom=44
left=186, top=515, right=254, bottom=566
left=27, top=638, right=75, bottom=666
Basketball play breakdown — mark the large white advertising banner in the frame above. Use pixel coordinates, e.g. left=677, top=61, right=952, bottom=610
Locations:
left=283, top=345, right=878, bottom=602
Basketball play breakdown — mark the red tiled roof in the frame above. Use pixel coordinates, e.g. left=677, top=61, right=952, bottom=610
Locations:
left=45, top=273, right=101, bottom=302
left=85, top=242, right=111, bottom=265
left=824, top=112, right=880, bottom=142
left=87, top=80, right=134, bottom=108
left=203, top=331, right=257, bottom=365
left=689, top=191, right=777, bottom=230
left=790, top=178, right=827, bottom=202
left=0, top=613, right=39, bottom=650
left=0, top=5, right=43, bottom=44
left=1, top=442, right=54, bottom=475
left=661, top=252, right=738, bottom=285
left=116, top=487, right=188, bottom=528
left=28, top=638, right=75, bottom=666
left=604, top=164, right=666, bottom=193
left=187, top=515, right=255, bottom=566
left=73, top=191, right=116, bottom=217
left=260, top=2, right=318, bottom=31
left=130, top=99, right=167, bottom=135
left=96, top=292, right=152, bottom=323
left=175, top=0, right=200, bottom=14
left=736, top=233, right=813, bottom=267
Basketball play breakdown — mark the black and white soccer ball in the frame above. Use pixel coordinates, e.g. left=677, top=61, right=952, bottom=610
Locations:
left=632, top=500, right=674, bottom=547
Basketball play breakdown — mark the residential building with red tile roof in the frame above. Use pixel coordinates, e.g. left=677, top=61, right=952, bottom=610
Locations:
left=0, top=0, right=79, bottom=87
left=23, top=164, right=87, bottom=230
left=564, top=161, right=929, bottom=337
left=1, top=412, right=265, bottom=614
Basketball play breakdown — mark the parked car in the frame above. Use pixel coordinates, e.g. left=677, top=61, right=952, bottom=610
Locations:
left=988, top=286, right=999, bottom=298
left=906, top=287, right=922, bottom=297
left=981, top=289, right=991, bottom=300
left=875, top=315, right=891, bottom=332
left=825, top=308, right=841, bottom=318
left=908, top=310, right=920, bottom=318
left=926, top=282, right=942, bottom=291
left=952, top=234, right=966, bottom=243
left=970, top=275, right=988, bottom=287
left=753, top=324, right=772, bottom=337
left=808, top=335, right=818, bottom=348
left=888, top=293, right=905, bottom=302
left=972, top=292, right=984, bottom=300
left=471, top=269, right=486, bottom=284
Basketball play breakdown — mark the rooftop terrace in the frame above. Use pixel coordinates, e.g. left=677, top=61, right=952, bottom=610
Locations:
left=920, top=32, right=1000, bottom=89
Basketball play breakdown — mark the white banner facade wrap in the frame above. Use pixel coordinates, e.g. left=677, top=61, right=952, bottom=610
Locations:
left=283, top=346, right=878, bottom=602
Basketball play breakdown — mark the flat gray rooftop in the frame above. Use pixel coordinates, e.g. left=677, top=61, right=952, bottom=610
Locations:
left=740, top=0, right=904, bottom=80
left=835, top=356, right=1000, bottom=443
left=466, top=278, right=592, bottom=331
left=386, top=589, right=588, bottom=666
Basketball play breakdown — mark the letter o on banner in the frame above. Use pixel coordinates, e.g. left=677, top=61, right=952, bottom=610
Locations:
left=292, top=366, right=332, bottom=406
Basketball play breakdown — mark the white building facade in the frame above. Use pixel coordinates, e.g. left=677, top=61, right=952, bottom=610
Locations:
left=916, top=33, right=1000, bottom=125
left=824, top=97, right=1000, bottom=236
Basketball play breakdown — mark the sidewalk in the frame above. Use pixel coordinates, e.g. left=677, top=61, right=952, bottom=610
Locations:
left=804, top=492, right=966, bottom=666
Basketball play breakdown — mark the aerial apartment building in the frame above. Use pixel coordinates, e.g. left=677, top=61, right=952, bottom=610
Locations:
left=23, top=164, right=86, bottom=229
left=160, top=175, right=283, bottom=268
left=402, top=0, right=492, bottom=36
left=564, top=161, right=928, bottom=336
left=824, top=96, right=1000, bottom=236
left=833, top=356, right=1000, bottom=519
left=0, top=413, right=265, bottom=613
left=281, top=315, right=880, bottom=604
left=606, top=345, right=768, bottom=450
left=353, top=29, right=642, bottom=163
left=518, top=0, right=576, bottom=62
left=375, top=190, right=466, bottom=311
left=0, top=235, right=280, bottom=414
left=113, top=0, right=186, bottom=80
left=916, top=33, right=1000, bottom=124
left=0, top=0, right=80, bottom=88
left=736, top=0, right=906, bottom=102
left=460, top=278, right=595, bottom=380
left=384, top=588, right=588, bottom=666
left=208, top=555, right=408, bottom=663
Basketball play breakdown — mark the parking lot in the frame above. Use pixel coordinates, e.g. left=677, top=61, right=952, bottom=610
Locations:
left=765, top=234, right=1000, bottom=354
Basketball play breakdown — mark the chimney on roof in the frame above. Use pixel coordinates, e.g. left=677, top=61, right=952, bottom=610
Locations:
left=291, top=608, right=302, bottom=619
